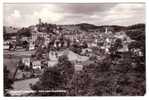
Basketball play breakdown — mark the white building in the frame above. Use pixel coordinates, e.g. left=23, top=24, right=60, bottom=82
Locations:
left=21, top=37, right=29, bottom=42
left=4, top=45, right=10, bottom=50
left=32, top=61, right=41, bottom=69
left=22, top=57, right=30, bottom=67
left=4, top=41, right=10, bottom=50
left=29, top=43, right=35, bottom=50
left=75, top=64, right=83, bottom=71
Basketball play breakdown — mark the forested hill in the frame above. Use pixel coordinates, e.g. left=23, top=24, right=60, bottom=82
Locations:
left=4, top=23, right=145, bottom=40
left=125, top=23, right=145, bottom=42
left=76, top=23, right=145, bottom=32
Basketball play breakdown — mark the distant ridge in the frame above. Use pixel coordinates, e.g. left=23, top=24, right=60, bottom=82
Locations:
left=4, top=23, right=145, bottom=34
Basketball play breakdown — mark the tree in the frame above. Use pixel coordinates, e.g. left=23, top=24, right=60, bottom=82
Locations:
left=68, top=59, right=111, bottom=96
left=18, top=28, right=31, bottom=37
left=31, top=67, right=66, bottom=96
left=22, top=41, right=29, bottom=49
left=57, top=55, right=75, bottom=87
left=110, top=38, right=123, bottom=60
left=12, top=59, right=24, bottom=80
left=113, top=38, right=123, bottom=50
left=89, top=54, right=98, bottom=61
left=4, top=66, right=14, bottom=96
left=70, top=44, right=82, bottom=55
left=31, top=55, right=74, bottom=96
left=18, top=59, right=25, bottom=71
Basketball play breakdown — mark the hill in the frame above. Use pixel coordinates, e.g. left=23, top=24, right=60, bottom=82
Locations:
left=4, top=26, right=20, bottom=34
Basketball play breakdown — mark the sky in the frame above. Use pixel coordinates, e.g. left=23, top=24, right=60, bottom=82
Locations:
left=3, top=3, right=145, bottom=27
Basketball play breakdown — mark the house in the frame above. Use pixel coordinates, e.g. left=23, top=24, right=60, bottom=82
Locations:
left=44, top=37, right=50, bottom=47
left=22, top=57, right=30, bottom=67
left=37, top=32, right=47, bottom=37
left=20, top=37, right=29, bottom=42
left=87, top=42, right=93, bottom=48
left=29, top=43, right=35, bottom=50
left=75, top=64, right=83, bottom=71
left=132, top=48, right=143, bottom=57
left=64, top=40, right=68, bottom=47
left=31, top=32, right=38, bottom=42
left=11, top=36, right=17, bottom=40
left=4, top=45, right=10, bottom=50
left=100, top=46, right=110, bottom=54
left=48, top=61, right=57, bottom=67
left=91, top=41, right=98, bottom=47
left=81, top=48, right=92, bottom=56
left=32, top=61, right=41, bottom=69
left=4, top=41, right=10, bottom=50
left=117, top=44, right=129, bottom=53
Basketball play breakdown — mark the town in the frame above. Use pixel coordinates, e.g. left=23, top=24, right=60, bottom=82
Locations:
left=4, top=18, right=145, bottom=96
